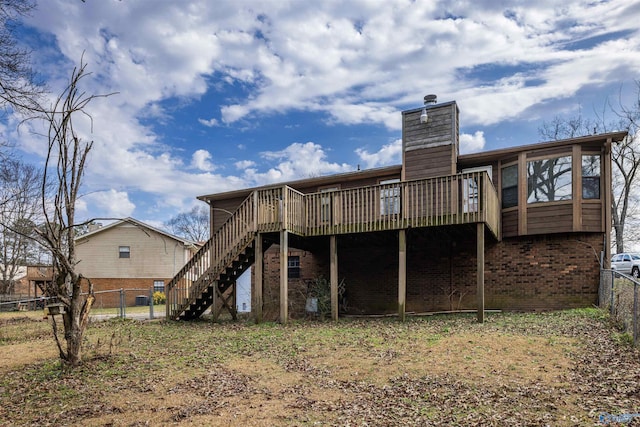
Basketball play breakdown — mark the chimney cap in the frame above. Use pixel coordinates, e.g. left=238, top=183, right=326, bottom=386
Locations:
left=424, top=94, right=437, bottom=105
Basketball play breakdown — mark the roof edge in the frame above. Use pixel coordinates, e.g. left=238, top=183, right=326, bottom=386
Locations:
left=199, top=164, right=402, bottom=202
left=74, top=217, right=199, bottom=246
left=459, top=130, right=628, bottom=163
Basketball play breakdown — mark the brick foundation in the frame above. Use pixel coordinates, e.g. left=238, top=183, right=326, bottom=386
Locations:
left=256, top=231, right=603, bottom=318
left=253, top=246, right=328, bottom=321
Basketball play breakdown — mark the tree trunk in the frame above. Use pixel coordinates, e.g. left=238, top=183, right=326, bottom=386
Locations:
left=59, top=295, right=94, bottom=365
left=615, top=224, right=624, bottom=254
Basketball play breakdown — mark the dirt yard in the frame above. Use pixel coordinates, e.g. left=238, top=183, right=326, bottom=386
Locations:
left=0, top=309, right=639, bottom=426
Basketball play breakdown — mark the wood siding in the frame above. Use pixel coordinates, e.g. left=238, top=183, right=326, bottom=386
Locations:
left=527, top=203, right=573, bottom=234
left=76, top=224, right=192, bottom=278
left=582, top=201, right=603, bottom=231
left=502, top=210, right=518, bottom=237
left=404, top=145, right=456, bottom=180
left=403, top=102, right=458, bottom=180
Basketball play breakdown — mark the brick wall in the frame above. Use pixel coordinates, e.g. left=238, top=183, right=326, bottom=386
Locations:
left=253, top=245, right=328, bottom=321
left=89, top=278, right=170, bottom=308
left=484, top=233, right=603, bottom=311
left=257, top=231, right=604, bottom=318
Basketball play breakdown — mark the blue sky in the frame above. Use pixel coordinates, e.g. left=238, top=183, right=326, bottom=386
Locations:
left=7, top=0, right=640, bottom=229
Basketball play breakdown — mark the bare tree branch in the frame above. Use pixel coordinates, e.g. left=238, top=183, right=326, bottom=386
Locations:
left=539, top=82, right=640, bottom=253
left=31, top=57, right=115, bottom=366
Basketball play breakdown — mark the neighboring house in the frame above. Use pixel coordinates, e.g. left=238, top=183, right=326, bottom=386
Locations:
left=0, top=264, right=26, bottom=294
left=13, top=265, right=53, bottom=296
left=166, top=97, right=626, bottom=322
left=75, top=218, right=199, bottom=308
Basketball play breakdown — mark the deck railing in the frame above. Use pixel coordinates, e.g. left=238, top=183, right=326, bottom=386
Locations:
left=167, top=171, right=500, bottom=318
left=304, top=171, right=499, bottom=237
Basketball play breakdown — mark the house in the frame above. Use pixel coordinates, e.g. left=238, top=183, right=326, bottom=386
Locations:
left=0, top=264, right=26, bottom=295
left=13, top=265, right=53, bottom=295
left=75, top=218, right=199, bottom=308
left=166, top=97, right=626, bottom=323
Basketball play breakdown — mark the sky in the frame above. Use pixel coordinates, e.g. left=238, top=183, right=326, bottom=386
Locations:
left=6, top=0, right=640, bottom=229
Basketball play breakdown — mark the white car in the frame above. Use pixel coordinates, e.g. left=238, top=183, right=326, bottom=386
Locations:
left=611, top=253, right=640, bottom=278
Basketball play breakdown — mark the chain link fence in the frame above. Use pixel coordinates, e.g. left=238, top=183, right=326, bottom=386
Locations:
left=0, top=287, right=163, bottom=321
left=600, top=268, right=639, bottom=345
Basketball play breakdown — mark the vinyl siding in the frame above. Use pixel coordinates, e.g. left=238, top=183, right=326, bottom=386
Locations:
left=76, top=223, right=191, bottom=278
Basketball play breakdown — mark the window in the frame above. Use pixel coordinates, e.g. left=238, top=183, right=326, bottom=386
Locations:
left=119, top=246, right=130, bottom=258
left=582, top=154, right=600, bottom=199
left=501, top=164, right=518, bottom=208
left=320, top=187, right=338, bottom=223
left=380, top=179, right=400, bottom=215
left=527, top=156, right=572, bottom=203
left=153, top=280, right=165, bottom=293
left=461, top=167, right=492, bottom=213
left=288, top=256, right=300, bottom=278
left=462, top=177, right=478, bottom=213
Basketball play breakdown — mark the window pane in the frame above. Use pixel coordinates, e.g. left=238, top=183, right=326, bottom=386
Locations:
left=502, top=187, right=518, bottom=209
left=501, top=165, right=518, bottom=208
left=153, top=280, right=165, bottom=293
left=380, top=187, right=400, bottom=215
left=582, top=177, right=600, bottom=199
left=380, top=179, right=400, bottom=215
left=502, top=165, right=518, bottom=187
left=288, top=256, right=300, bottom=278
left=582, top=155, right=600, bottom=177
left=463, top=177, right=478, bottom=213
left=119, top=246, right=130, bottom=258
left=527, top=156, right=572, bottom=203
left=320, top=187, right=338, bottom=223
left=582, top=155, right=600, bottom=199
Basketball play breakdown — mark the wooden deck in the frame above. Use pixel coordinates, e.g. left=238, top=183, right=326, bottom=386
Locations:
left=166, top=171, right=500, bottom=320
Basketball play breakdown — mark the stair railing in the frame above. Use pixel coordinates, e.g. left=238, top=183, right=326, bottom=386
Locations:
left=166, top=192, right=256, bottom=319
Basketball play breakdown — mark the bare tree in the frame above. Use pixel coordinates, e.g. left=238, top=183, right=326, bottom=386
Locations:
left=610, top=85, right=640, bottom=253
left=0, top=158, right=42, bottom=293
left=539, top=83, right=640, bottom=253
left=0, top=0, right=43, bottom=116
left=165, top=205, right=210, bottom=242
left=34, top=59, right=111, bottom=366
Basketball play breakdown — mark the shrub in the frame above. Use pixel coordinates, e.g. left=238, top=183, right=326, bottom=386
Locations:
left=153, top=291, right=166, bottom=305
left=306, top=275, right=331, bottom=319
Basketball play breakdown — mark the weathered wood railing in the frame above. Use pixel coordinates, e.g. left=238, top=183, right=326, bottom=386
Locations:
left=167, top=171, right=499, bottom=319
left=304, top=171, right=499, bottom=237
left=166, top=192, right=256, bottom=319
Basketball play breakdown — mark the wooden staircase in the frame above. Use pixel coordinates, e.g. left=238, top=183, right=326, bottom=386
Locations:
left=177, top=244, right=255, bottom=320
left=166, top=193, right=258, bottom=320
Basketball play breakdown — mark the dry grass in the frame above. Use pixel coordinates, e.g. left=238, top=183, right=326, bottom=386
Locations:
left=1, top=309, right=639, bottom=426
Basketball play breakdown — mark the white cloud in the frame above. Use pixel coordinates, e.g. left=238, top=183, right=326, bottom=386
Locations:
left=80, top=190, right=136, bottom=219
left=191, top=149, right=216, bottom=171
left=245, top=142, right=352, bottom=184
left=355, top=139, right=402, bottom=169
left=198, top=117, right=220, bottom=127
left=235, top=160, right=256, bottom=170
left=459, top=131, right=486, bottom=154
left=26, top=1, right=640, bottom=133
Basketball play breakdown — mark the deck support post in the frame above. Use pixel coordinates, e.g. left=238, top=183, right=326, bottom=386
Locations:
left=398, top=229, right=407, bottom=322
left=254, top=234, right=263, bottom=324
left=280, top=230, right=289, bottom=324
left=477, top=223, right=485, bottom=323
left=211, top=281, right=220, bottom=321
left=330, top=235, right=338, bottom=321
